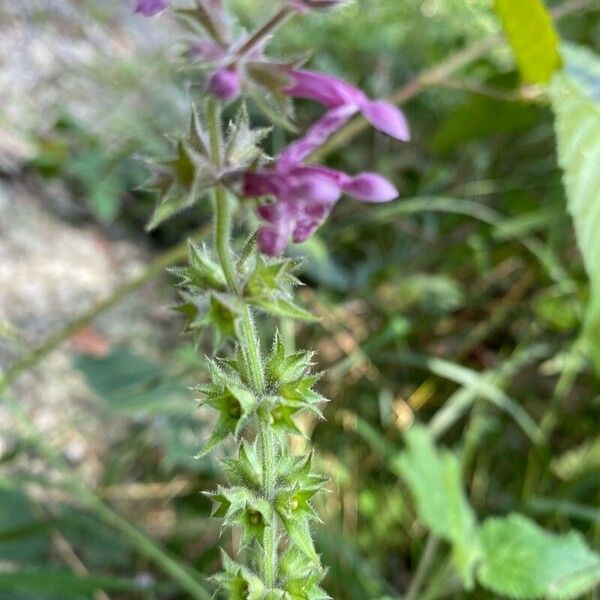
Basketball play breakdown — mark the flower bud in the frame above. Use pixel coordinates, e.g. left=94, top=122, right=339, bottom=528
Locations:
left=207, top=67, right=241, bottom=103
left=135, top=0, right=169, bottom=16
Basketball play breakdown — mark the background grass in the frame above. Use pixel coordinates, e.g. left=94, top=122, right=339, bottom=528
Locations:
left=1, top=0, right=599, bottom=598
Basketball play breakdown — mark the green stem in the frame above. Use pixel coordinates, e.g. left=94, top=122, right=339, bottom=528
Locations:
left=240, top=306, right=265, bottom=393
left=260, top=424, right=278, bottom=586
left=213, top=184, right=238, bottom=293
left=207, top=98, right=238, bottom=294
left=405, top=535, right=439, bottom=600
left=206, top=95, right=278, bottom=588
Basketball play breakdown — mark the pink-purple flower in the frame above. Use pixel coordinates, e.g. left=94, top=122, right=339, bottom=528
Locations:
left=135, top=0, right=169, bottom=16
left=244, top=166, right=398, bottom=255
left=242, top=69, right=409, bottom=255
left=283, top=70, right=410, bottom=141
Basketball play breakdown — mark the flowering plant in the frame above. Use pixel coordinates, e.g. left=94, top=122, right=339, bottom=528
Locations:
left=138, top=0, right=408, bottom=596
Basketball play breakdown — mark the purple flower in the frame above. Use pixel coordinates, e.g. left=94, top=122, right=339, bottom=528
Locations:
left=284, top=69, right=410, bottom=141
left=207, top=67, right=242, bottom=102
left=135, top=0, right=169, bottom=16
left=244, top=165, right=398, bottom=255
left=277, top=104, right=358, bottom=172
left=239, top=68, right=410, bottom=255
left=284, top=69, right=364, bottom=109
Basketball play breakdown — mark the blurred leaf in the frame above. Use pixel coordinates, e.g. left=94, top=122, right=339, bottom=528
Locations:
left=530, top=497, right=600, bottom=525
left=393, top=425, right=481, bottom=588
left=394, top=274, right=464, bottom=315
left=432, top=95, right=538, bottom=154
left=478, top=514, right=600, bottom=599
left=0, top=569, right=154, bottom=597
left=391, top=351, right=543, bottom=444
left=550, top=45, right=600, bottom=369
left=73, top=347, right=191, bottom=415
left=494, top=0, right=562, bottom=83
left=534, top=286, right=581, bottom=332
left=291, top=236, right=350, bottom=292
left=0, top=488, right=50, bottom=563
left=73, top=348, right=210, bottom=473
left=551, top=435, right=600, bottom=482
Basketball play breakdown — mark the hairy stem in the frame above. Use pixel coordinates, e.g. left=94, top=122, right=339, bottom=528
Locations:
left=235, top=5, right=295, bottom=58
left=206, top=95, right=280, bottom=590
left=213, top=184, right=238, bottom=293
left=207, top=98, right=238, bottom=294
left=240, top=305, right=265, bottom=393
left=260, top=424, right=278, bottom=586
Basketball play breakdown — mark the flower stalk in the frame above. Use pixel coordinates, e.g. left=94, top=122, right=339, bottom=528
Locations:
left=139, top=2, right=408, bottom=597
left=234, top=5, right=295, bottom=59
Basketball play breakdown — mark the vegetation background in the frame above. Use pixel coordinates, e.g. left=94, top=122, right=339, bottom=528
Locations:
left=0, top=0, right=599, bottom=598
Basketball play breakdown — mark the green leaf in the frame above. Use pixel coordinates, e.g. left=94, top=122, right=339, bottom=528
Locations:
left=251, top=297, right=318, bottom=322
left=0, top=569, right=154, bottom=596
left=146, top=192, right=197, bottom=231
left=281, top=514, right=320, bottom=565
left=478, top=514, right=600, bottom=599
left=432, top=94, right=538, bottom=154
left=552, top=435, right=600, bottom=481
left=393, top=425, right=481, bottom=588
left=549, top=45, right=600, bottom=369
left=0, top=488, right=51, bottom=563
left=494, top=0, right=562, bottom=83
left=73, top=347, right=190, bottom=415
left=144, top=139, right=215, bottom=231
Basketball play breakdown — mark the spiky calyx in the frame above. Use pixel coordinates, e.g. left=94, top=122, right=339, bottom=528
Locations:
left=197, top=335, right=327, bottom=455
left=172, top=242, right=317, bottom=350
left=196, top=337, right=329, bottom=598
left=143, top=103, right=270, bottom=231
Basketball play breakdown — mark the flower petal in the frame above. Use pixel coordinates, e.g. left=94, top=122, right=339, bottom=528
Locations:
left=277, top=105, right=357, bottom=172
left=293, top=203, right=334, bottom=242
left=284, top=69, right=364, bottom=108
left=289, top=172, right=342, bottom=204
left=360, top=100, right=410, bottom=141
left=258, top=225, right=291, bottom=256
left=342, top=173, right=398, bottom=203
left=243, top=172, right=283, bottom=198
left=135, top=0, right=169, bottom=16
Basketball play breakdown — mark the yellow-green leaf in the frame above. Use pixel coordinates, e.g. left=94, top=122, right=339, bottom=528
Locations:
left=494, top=0, right=562, bottom=83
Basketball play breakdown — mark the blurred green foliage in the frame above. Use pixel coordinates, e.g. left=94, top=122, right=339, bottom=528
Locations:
left=1, top=0, right=600, bottom=598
